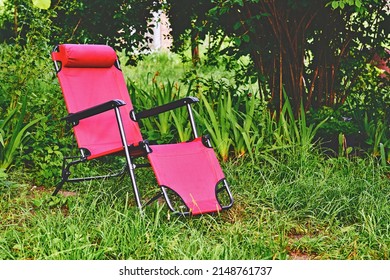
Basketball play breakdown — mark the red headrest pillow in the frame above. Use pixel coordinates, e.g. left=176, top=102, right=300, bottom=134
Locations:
left=55, top=44, right=117, bottom=68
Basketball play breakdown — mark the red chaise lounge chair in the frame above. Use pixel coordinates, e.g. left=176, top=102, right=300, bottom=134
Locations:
left=51, top=44, right=233, bottom=215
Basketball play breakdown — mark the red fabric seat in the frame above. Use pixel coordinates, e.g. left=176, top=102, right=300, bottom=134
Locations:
left=148, top=137, right=225, bottom=215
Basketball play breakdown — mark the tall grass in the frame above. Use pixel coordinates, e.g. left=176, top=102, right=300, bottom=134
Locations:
left=129, top=78, right=185, bottom=143
left=0, top=94, right=44, bottom=170
left=0, top=180, right=279, bottom=260
left=1, top=51, right=389, bottom=260
left=1, top=152, right=389, bottom=260
left=196, top=85, right=234, bottom=161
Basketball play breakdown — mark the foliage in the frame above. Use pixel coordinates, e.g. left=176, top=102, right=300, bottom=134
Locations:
left=0, top=4, right=53, bottom=172
left=362, top=116, right=390, bottom=165
left=166, top=0, right=389, bottom=116
left=0, top=2, right=69, bottom=183
left=126, top=55, right=329, bottom=164
left=190, top=78, right=265, bottom=161
left=0, top=167, right=17, bottom=189
left=273, top=92, right=328, bottom=158
left=0, top=0, right=161, bottom=64
left=127, top=63, right=263, bottom=161
left=32, top=0, right=51, bottom=10
left=0, top=95, right=44, bottom=170
left=166, top=0, right=214, bottom=65
left=129, top=77, right=188, bottom=144
left=344, top=62, right=389, bottom=163
left=49, top=0, right=161, bottom=63
left=0, top=0, right=53, bottom=43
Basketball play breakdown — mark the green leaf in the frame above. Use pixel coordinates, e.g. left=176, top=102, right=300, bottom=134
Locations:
left=0, top=130, right=4, bottom=147
left=331, top=1, right=339, bottom=9
left=233, top=21, right=242, bottom=31
left=355, top=0, right=361, bottom=8
left=32, top=198, right=44, bottom=207
left=242, top=34, right=250, bottom=43
left=32, top=0, right=51, bottom=10
left=233, top=37, right=242, bottom=46
left=234, top=0, right=244, bottom=6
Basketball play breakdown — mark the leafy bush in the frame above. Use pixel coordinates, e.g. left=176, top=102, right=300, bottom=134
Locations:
left=0, top=5, right=70, bottom=184
left=306, top=62, right=390, bottom=164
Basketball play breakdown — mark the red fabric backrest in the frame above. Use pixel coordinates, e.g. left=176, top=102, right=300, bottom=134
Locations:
left=52, top=44, right=143, bottom=158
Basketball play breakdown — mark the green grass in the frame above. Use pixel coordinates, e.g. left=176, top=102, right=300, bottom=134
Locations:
left=1, top=51, right=389, bottom=260
left=1, top=153, right=389, bottom=260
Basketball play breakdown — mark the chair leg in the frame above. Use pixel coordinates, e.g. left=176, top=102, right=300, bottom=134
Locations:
left=126, top=161, right=143, bottom=211
left=144, top=191, right=164, bottom=207
left=218, top=179, right=234, bottom=210
left=52, top=157, right=75, bottom=196
left=52, top=179, right=67, bottom=196
left=114, top=106, right=143, bottom=213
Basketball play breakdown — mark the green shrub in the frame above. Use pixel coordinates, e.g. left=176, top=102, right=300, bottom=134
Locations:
left=0, top=6, right=70, bottom=184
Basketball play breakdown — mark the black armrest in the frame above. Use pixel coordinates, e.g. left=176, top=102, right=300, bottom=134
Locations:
left=135, top=97, right=199, bottom=120
left=63, top=99, right=126, bottom=123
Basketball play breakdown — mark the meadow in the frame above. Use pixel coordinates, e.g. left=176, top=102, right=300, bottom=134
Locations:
left=0, top=50, right=389, bottom=260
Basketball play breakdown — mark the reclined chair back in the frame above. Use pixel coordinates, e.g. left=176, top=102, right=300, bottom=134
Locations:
left=51, top=44, right=143, bottom=159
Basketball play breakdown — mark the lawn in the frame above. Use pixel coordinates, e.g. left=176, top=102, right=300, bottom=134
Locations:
left=1, top=50, right=389, bottom=260
left=1, top=150, right=389, bottom=260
